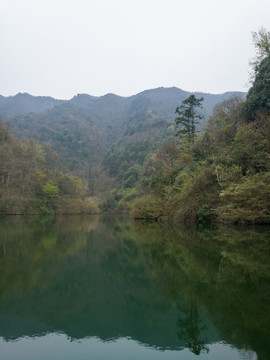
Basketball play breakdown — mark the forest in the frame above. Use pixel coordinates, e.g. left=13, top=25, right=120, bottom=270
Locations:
left=0, top=29, right=269, bottom=224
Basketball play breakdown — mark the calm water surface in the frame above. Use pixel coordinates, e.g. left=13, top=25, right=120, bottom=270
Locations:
left=0, top=215, right=269, bottom=360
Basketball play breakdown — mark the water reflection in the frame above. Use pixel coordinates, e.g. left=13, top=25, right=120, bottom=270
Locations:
left=0, top=215, right=269, bottom=359
left=177, top=299, right=209, bottom=355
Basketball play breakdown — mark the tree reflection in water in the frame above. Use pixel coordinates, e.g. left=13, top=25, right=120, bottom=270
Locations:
left=0, top=215, right=269, bottom=360
left=177, top=299, right=209, bottom=355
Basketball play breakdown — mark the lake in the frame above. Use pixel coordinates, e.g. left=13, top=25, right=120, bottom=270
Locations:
left=0, top=215, right=269, bottom=360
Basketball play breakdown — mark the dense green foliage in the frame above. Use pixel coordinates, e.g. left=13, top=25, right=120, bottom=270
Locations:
left=129, top=94, right=270, bottom=223
left=175, top=95, right=204, bottom=143
left=0, top=121, right=98, bottom=214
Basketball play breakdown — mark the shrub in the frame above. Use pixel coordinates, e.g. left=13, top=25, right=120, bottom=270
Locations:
left=131, top=194, right=164, bottom=220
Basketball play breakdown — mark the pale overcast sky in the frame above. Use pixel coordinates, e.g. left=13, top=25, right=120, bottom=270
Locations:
left=0, top=0, right=269, bottom=99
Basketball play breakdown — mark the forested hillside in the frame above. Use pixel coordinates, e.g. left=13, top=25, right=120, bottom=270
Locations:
left=1, top=90, right=243, bottom=166
left=128, top=52, right=270, bottom=224
left=129, top=96, right=270, bottom=223
left=99, top=30, right=270, bottom=224
left=0, top=88, right=244, bottom=194
left=0, top=121, right=98, bottom=215
left=1, top=30, right=269, bottom=221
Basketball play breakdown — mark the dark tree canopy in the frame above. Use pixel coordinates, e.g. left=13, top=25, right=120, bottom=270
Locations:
left=175, top=95, right=204, bottom=143
left=243, top=54, right=270, bottom=121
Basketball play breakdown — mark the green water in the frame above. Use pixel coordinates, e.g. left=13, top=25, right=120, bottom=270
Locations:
left=0, top=215, right=269, bottom=360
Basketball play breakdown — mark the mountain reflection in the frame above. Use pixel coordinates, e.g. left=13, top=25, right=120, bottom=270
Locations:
left=0, top=215, right=269, bottom=359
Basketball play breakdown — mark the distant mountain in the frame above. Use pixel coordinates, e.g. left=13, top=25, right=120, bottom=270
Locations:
left=0, top=92, right=65, bottom=118
left=0, top=88, right=246, bottom=120
left=0, top=87, right=246, bottom=182
left=127, top=87, right=245, bottom=125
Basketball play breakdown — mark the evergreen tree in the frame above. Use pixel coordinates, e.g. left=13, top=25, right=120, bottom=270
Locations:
left=175, top=95, right=204, bottom=144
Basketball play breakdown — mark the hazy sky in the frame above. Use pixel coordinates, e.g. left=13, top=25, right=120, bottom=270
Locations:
left=1, top=0, right=270, bottom=99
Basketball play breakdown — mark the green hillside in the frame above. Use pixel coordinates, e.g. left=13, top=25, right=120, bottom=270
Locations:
left=1, top=47, right=269, bottom=222
left=0, top=88, right=245, bottom=180
left=0, top=121, right=98, bottom=215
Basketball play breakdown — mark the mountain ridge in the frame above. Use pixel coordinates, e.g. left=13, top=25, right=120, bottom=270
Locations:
left=0, top=87, right=246, bottom=118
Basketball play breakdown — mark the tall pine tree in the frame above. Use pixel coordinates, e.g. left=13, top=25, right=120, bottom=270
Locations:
left=175, top=95, right=204, bottom=144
